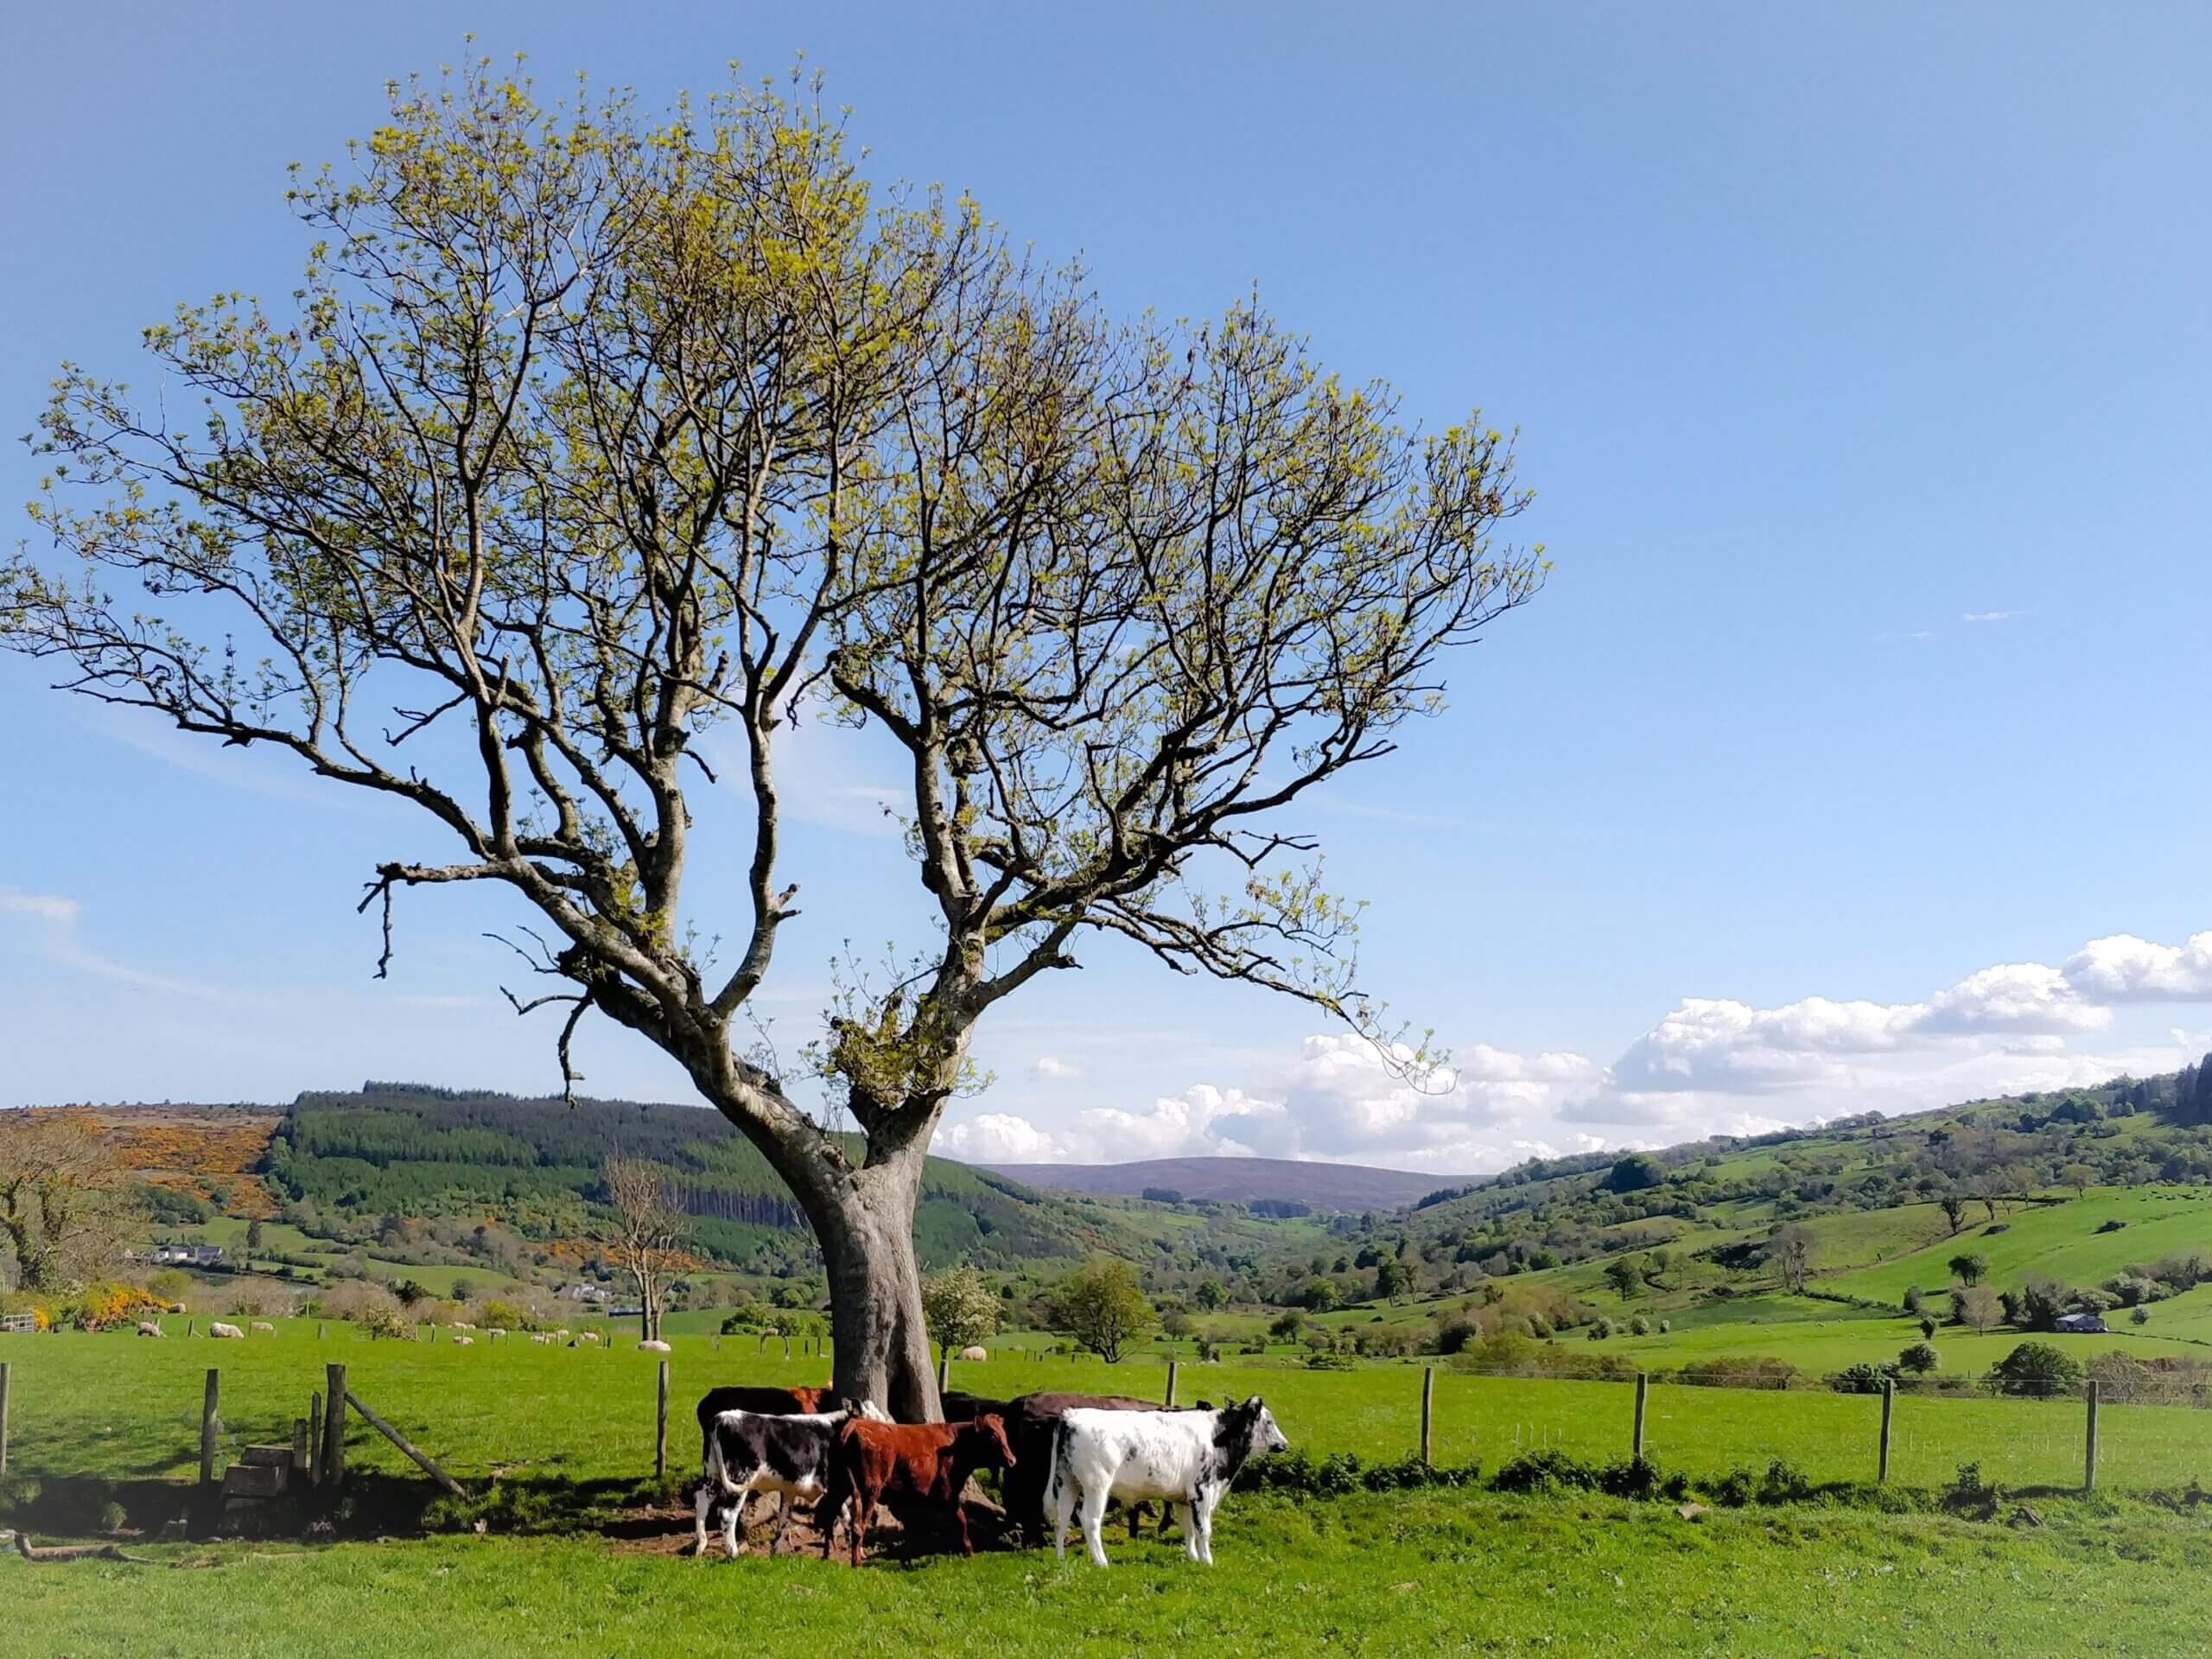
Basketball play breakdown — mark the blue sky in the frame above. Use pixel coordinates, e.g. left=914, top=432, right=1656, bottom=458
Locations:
left=3, top=3, right=2208, bottom=1171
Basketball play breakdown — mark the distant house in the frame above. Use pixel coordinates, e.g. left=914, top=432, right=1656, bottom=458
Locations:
left=554, top=1282, right=611, bottom=1304
left=2054, top=1312, right=2108, bottom=1334
left=150, top=1243, right=226, bottom=1268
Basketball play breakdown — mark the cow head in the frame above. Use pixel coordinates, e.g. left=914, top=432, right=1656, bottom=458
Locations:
left=958, top=1412, right=1018, bottom=1471
left=1231, top=1396, right=1289, bottom=1459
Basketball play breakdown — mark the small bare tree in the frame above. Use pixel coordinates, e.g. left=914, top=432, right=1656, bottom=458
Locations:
left=0, top=1109, right=124, bottom=1294
left=602, top=1155, right=688, bottom=1343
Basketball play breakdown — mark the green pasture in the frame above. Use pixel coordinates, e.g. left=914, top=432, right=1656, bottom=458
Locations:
left=7, top=1321, right=2212, bottom=1499
left=1831, top=1186, right=2212, bottom=1304
left=6, top=1492, right=2212, bottom=1658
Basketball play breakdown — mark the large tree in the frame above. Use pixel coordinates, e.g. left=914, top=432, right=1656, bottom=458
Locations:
left=3, top=63, right=1542, bottom=1415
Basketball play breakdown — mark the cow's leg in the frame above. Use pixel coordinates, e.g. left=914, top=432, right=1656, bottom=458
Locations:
left=849, top=1493, right=870, bottom=1567
left=768, top=1491, right=798, bottom=1558
left=1079, top=1484, right=1113, bottom=1568
left=1052, top=1475, right=1076, bottom=1560
left=956, top=1501, right=975, bottom=1558
left=1192, top=1490, right=1219, bottom=1565
left=693, top=1483, right=715, bottom=1557
left=721, top=1482, right=753, bottom=1560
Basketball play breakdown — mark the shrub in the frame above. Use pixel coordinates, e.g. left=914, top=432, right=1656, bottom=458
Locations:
left=1832, top=1362, right=1898, bottom=1395
left=1492, top=1451, right=1600, bottom=1495
left=320, top=1280, right=407, bottom=1335
left=1675, top=1356, right=1799, bottom=1390
left=2132, top=1305, right=2151, bottom=1326
left=1656, top=1319, right=1670, bottom=1333
left=1709, top=1467, right=1757, bottom=1508
left=1627, top=1315, right=1651, bottom=1337
left=1897, top=1342, right=1941, bottom=1375
left=1758, top=1458, right=1813, bottom=1504
left=1432, top=1315, right=1477, bottom=1355
left=1989, top=1341, right=2084, bottom=1397
left=1304, top=1350, right=1354, bottom=1370
left=1586, top=1318, right=1613, bottom=1342
left=1598, top=1456, right=1662, bottom=1498
left=1902, top=1287, right=1925, bottom=1316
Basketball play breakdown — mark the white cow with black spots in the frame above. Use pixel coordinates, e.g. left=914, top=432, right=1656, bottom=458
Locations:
left=1047, top=1396, right=1288, bottom=1566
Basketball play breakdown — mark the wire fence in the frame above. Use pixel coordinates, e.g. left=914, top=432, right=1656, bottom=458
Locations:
left=5, top=1330, right=2212, bottom=1503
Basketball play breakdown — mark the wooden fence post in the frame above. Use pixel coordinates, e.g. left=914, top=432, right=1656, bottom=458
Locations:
left=938, top=1345, right=951, bottom=1393
left=1421, top=1366, right=1436, bottom=1465
left=343, top=1389, right=465, bottom=1497
left=0, top=1360, right=10, bottom=1478
left=2084, top=1380, right=2100, bottom=1491
left=292, top=1416, right=311, bottom=1476
left=323, top=1363, right=348, bottom=1488
left=308, top=1390, right=323, bottom=1486
left=1878, top=1379, right=1894, bottom=1483
left=1165, top=1359, right=1179, bottom=1408
left=200, top=1369, right=221, bottom=1485
left=185, top=1318, right=195, bottom=1338
left=318, top=1322, right=326, bottom=1341
left=655, top=1360, right=671, bottom=1482
left=1632, top=1373, right=1649, bottom=1461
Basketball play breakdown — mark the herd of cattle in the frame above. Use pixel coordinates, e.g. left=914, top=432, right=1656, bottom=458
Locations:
left=691, top=1384, right=1290, bottom=1567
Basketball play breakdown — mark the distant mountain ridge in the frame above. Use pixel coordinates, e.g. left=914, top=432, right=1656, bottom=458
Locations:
left=982, top=1155, right=1474, bottom=1210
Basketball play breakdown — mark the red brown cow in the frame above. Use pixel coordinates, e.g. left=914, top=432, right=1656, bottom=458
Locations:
left=823, top=1414, right=1016, bottom=1565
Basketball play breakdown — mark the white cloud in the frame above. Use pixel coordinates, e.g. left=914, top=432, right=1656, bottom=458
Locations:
left=1031, top=1056, right=1083, bottom=1082
left=0, top=887, right=82, bottom=925
left=935, top=1111, right=1067, bottom=1162
left=938, top=924, right=2212, bottom=1176
left=2066, top=933, right=2212, bottom=1002
left=1962, top=610, right=2022, bottom=624
left=1918, top=960, right=2107, bottom=1035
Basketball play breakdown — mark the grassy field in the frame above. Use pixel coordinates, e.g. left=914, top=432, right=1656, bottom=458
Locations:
left=7, top=1494, right=2212, bottom=1657
left=1830, top=1186, right=2212, bottom=1304
left=9, top=1325, right=2212, bottom=1656
left=7, top=1323, right=2212, bottom=1500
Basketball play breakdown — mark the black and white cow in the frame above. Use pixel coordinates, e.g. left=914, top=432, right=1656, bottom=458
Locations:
left=1046, top=1396, right=1288, bottom=1567
left=694, top=1408, right=860, bottom=1559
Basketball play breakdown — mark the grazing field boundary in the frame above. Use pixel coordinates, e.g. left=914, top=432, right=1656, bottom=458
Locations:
left=5, top=1325, right=2212, bottom=1543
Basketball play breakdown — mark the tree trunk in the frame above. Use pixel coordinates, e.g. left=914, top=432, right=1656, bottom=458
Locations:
left=815, top=1159, right=941, bottom=1422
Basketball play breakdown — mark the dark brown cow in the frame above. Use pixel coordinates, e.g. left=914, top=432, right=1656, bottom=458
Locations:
left=1001, top=1392, right=1217, bottom=1541
left=823, top=1414, right=1016, bottom=1565
left=694, top=1384, right=832, bottom=1433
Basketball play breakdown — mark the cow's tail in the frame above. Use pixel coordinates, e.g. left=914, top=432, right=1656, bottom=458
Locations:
left=703, top=1421, right=741, bottom=1497
left=1045, top=1415, right=1074, bottom=1516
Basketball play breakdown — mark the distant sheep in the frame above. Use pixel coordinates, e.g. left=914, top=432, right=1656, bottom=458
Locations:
left=486, top=1329, right=506, bottom=1340
left=454, top=1335, right=474, bottom=1346
left=251, top=1320, right=276, bottom=1332
left=137, top=1321, right=165, bottom=1338
left=531, top=1332, right=555, bottom=1344
left=639, top=1338, right=672, bottom=1353
left=454, top=1322, right=477, bottom=1332
left=210, top=1322, right=245, bottom=1340
left=959, top=1345, right=989, bottom=1362
left=579, top=1332, right=601, bottom=1344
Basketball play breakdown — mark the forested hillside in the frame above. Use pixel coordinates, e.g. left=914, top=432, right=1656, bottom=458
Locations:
left=258, top=1083, right=1122, bottom=1273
